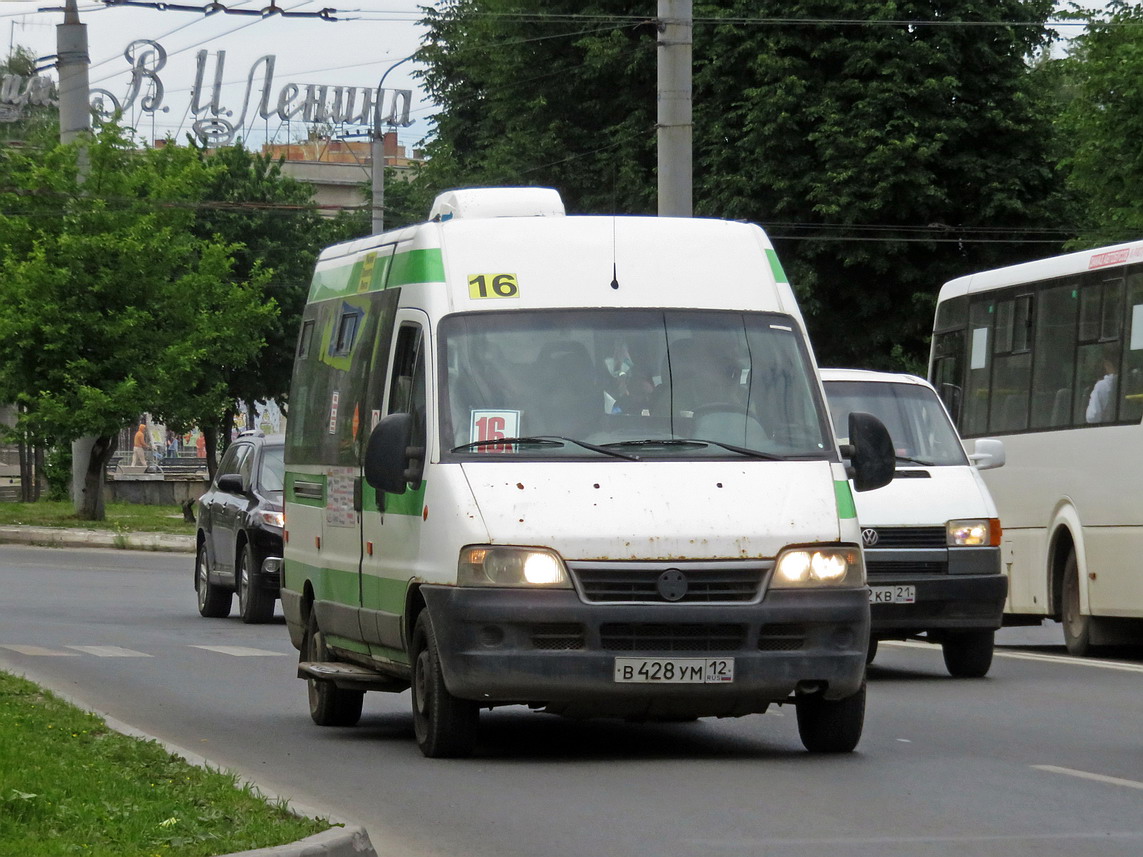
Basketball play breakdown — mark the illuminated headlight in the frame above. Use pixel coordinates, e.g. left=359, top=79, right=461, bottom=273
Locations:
left=947, top=518, right=1001, bottom=547
left=259, top=510, right=285, bottom=529
left=458, top=546, right=571, bottom=588
left=772, top=547, right=864, bottom=588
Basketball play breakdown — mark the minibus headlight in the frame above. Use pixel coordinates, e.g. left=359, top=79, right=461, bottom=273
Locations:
left=458, top=546, right=571, bottom=588
left=772, top=547, right=864, bottom=588
left=947, top=518, right=1001, bottom=547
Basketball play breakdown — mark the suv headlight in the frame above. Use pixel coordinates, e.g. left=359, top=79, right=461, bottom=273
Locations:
left=260, top=510, right=285, bottom=529
left=458, top=546, right=571, bottom=588
left=947, top=518, right=1001, bottom=547
left=772, top=546, right=864, bottom=588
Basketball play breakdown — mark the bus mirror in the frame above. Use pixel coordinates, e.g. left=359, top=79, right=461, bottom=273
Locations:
left=847, top=411, right=894, bottom=492
left=968, top=437, right=1006, bottom=471
left=364, top=413, right=415, bottom=494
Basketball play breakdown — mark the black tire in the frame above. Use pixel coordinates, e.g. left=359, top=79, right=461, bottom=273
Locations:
left=303, top=612, right=363, bottom=727
left=237, top=542, right=275, bottom=625
left=1062, top=551, right=1093, bottom=656
left=796, top=682, right=865, bottom=753
left=411, top=612, right=478, bottom=758
left=865, top=637, right=878, bottom=666
left=941, top=629, right=995, bottom=678
left=195, top=541, right=232, bottom=618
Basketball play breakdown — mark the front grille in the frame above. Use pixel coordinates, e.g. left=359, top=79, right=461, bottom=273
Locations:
left=530, top=623, right=585, bottom=651
left=867, top=560, right=948, bottom=576
left=600, top=623, right=745, bottom=653
left=758, top=624, right=807, bottom=651
left=571, top=565, right=766, bottom=603
left=867, top=527, right=946, bottom=549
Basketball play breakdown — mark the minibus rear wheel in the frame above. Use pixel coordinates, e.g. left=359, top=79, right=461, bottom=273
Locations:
left=795, top=682, right=865, bottom=753
left=411, top=613, right=478, bottom=758
left=303, top=612, right=363, bottom=727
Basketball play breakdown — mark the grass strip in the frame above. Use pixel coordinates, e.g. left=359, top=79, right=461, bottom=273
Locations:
left=0, top=671, right=330, bottom=857
left=0, top=502, right=196, bottom=536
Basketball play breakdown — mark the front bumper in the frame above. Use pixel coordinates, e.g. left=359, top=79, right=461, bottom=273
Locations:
left=420, top=585, right=869, bottom=718
left=869, top=573, right=1007, bottom=636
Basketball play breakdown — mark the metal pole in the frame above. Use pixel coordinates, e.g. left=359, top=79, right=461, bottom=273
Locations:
left=371, top=55, right=414, bottom=235
left=657, top=0, right=692, bottom=217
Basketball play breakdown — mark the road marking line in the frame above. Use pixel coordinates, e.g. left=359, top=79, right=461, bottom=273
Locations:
left=0, top=645, right=78, bottom=656
left=65, top=646, right=151, bottom=658
left=883, top=640, right=1143, bottom=673
left=1033, top=765, right=1143, bottom=791
left=190, top=645, right=288, bottom=657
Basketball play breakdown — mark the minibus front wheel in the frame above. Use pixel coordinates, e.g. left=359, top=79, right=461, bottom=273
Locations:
left=411, top=612, right=478, bottom=758
left=795, top=682, right=865, bottom=753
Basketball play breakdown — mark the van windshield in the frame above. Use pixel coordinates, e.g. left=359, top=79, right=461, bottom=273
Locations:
left=823, top=380, right=969, bottom=467
left=440, top=309, right=833, bottom=460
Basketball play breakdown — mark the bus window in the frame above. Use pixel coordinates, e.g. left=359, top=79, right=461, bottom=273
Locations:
left=1121, top=271, right=1143, bottom=423
left=1030, top=281, right=1078, bottom=429
left=963, top=299, right=993, bottom=436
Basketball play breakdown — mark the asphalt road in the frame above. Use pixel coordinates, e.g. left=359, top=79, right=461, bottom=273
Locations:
left=2, top=544, right=1141, bottom=857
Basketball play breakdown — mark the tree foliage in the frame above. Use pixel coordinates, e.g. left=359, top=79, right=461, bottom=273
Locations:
left=417, top=1, right=1065, bottom=369
left=1055, top=1, right=1143, bottom=248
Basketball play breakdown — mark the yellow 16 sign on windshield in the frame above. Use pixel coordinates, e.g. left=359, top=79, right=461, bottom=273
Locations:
left=468, top=273, right=520, bottom=299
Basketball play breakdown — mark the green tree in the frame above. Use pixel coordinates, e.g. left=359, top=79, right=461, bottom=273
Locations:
left=1055, top=1, right=1143, bottom=248
left=0, top=124, right=272, bottom=519
left=418, top=1, right=1066, bottom=369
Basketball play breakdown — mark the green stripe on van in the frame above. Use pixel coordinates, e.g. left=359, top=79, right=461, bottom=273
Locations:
left=388, top=248, right=445, bottom=287
left=834, top=480, right=857, bottom=519
left=765, top=248, right=788, bottom=284
left=307, top=248, right=445, bottom=302
left=362, top=481, right=427, bottom=516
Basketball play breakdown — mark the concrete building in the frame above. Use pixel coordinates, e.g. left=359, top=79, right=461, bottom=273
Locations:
left=262, top=132, right=424, bottom=216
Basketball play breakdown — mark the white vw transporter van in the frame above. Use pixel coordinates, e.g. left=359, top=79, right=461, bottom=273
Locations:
left=282, top=188, right=894, bottom=757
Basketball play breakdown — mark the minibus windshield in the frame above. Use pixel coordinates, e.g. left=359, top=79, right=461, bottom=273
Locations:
left=440, top=309, right=833, bottom=460
left=824, top=380, right=969, bottom=467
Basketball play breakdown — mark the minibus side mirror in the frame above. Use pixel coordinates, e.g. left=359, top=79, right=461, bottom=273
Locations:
left=968, top=437, right=1005, bottom=471
left=364, top=413, right=425, bottom=494
left=217, top=473, right=245, bottom=495
left=841, top=411, right=894, bottom=492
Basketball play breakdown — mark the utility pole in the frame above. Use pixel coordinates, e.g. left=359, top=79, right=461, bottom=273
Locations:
left=371, top=54, right=414, bottom=234
left=57, top=0, right=95, bottom=512
left=657, top=0, right=692, bottom=218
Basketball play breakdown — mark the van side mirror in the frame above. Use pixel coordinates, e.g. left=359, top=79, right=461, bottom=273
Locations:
left=364, top=413, right=425, bottom=494
left=840, top=411, right=894, bottom=492
left=968, top=437, right=1005, bottom=471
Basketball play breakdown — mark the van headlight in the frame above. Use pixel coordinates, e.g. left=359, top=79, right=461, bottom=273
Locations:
left=772, top=547, right=864, bottom=588
left=947, top=518, right=1001, bottom=547
left=458, top=546, right=571, bottom=588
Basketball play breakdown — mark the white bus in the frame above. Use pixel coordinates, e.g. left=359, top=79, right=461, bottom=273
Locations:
left=929, top=240, right=1143, bottom=655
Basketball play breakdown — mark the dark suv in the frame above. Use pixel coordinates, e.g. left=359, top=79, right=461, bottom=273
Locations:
left=194, top=431, right=285, bottom=623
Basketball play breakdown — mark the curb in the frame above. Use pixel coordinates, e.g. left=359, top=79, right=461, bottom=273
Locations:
left=0, top=525, right=195, bottom=552
left=214, top=825, right=377, bottom=857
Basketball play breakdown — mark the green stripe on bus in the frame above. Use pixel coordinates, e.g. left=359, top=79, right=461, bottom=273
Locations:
left=388, top=248, right=446, bottom=287
left=285, top=472, right=326, bottom=507
left=285, top=558, right=416, bottom=616
left=834, top=480, right=857, bottom=519
left=765, top=248, right=789, bottom=284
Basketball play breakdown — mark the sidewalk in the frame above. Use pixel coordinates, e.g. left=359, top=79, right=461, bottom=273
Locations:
left=0, top=525, right=195, bottom=552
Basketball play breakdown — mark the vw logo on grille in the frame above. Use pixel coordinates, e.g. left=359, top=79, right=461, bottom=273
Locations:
left=862, top=528, right=879, bottom=547
left=657, top=569, right=688, bottom=602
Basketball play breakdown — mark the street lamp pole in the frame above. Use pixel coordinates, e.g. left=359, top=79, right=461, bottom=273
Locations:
left=371, top=54, right=414, bottom=235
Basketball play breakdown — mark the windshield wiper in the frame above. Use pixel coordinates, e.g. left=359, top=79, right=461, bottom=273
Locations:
left=451, top=436, right=563, bottom=452
left=451, top=436, right=641, bottom=460
left=895, top=455, right=936, bottom=467
left=604, top=438, right=782, bottom=461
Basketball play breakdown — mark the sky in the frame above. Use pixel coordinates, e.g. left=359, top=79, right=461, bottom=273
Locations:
left=0, top=0, right=436, bottom=150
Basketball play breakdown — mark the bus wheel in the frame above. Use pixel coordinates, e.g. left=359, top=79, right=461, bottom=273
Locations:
left=411, top=613, right=478, bottom=758
left=237, top=544, right=275, bottom=625
left=303, top=612, right=363, bottom=727
left=1062, top=551, right=1093, bottom=656
left=195, top=542, right=232, bottom=619
left=941, top=630, right=995, bottom=677
left=795, top=682, right=865, bottom=753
